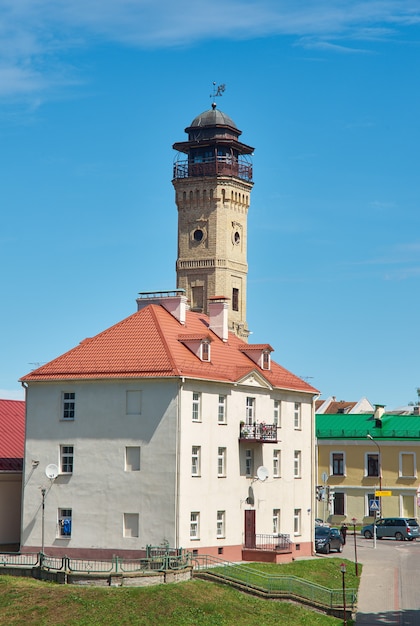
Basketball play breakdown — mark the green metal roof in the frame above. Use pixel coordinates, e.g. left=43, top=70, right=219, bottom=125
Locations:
left=316, top=413, right=420, bottom=441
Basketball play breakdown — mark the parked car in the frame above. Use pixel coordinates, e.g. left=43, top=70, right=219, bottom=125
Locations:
left=361, top=518, right=420, bottom=541
left=315, top=526, right=344, bottom=553
left=315, top=518, right=330, bottom=527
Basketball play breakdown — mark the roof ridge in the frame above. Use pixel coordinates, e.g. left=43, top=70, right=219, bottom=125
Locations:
left=149, top=305, right=182, bottom=376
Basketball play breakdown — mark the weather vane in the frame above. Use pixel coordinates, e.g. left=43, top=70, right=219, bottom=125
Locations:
left=210, top=82, right=225, bottom=109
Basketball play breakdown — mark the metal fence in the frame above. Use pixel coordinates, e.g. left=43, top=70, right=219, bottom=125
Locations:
left=193, top=554, right=357, bottom=610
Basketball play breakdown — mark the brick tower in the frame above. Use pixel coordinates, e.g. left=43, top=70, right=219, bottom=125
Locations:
left=172, top=100, right=254, bottom=339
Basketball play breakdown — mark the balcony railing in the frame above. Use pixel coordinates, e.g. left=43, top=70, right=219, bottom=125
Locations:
left=239, top=423, right=277, bottom=443
left=244, top=533, right=292, bottom=553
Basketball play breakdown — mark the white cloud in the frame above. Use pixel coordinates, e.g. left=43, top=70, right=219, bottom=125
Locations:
left=0, top=0, right=419, bottom=99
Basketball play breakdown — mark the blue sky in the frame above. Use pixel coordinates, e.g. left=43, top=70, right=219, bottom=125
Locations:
left=1, top=0, right=420, bottom=408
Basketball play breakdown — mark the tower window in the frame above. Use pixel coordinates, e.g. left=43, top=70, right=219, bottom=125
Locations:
left=191, top=286, right=204, bottom=311
left=232, top=288, right=239, bottom=311
left=193, top=229, right=204, bottom=242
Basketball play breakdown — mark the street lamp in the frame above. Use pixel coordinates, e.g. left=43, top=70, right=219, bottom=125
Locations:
left=351, top=517, right=359, bottom=576
left=340, top=562, right=347, bottom=626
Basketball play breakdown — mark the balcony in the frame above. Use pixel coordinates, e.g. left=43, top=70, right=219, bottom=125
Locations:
left=239, top=423, right=278, bottom=443
left=173, top=156, right=253, bottom=182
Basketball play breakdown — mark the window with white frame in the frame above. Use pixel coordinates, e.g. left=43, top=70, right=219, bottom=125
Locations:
left=126, top=390, right=142, bottom=415
left=245, top=449, right=253, bottom=477
left=217, top=510, right=225, bottom=538
left=366, top=453, right=379, bottom=477
left=245, top=397, right=255, bottom=425
left=60, top=445, right=74, bottom=474
left=273, top=509, right=281, bottom=534
left=294, top=402, right=301, bottom=429
left=58, top=508, right=72, bottom=537
left=190, top=512, right=200, bottom=539
left=400, top=452, right=416, bottom=477
left=333, top=492, right=345, bottom=516
left=273, top=449, right=281, bottom=478
left=192, top=446, right=201, bottom=476
left=218, top=395, right=227, bottom=424
left=201, top=341, right=210, bottom=362
left=367, top=492, right=376, bottom=516
left=262, top=351, right=270, bottom=370
left=123, top=513, right=139, bottom=538
left=125, top=446, right=141, bottom=471
left=192, top=392, right=201, bottom=422
left=273, top=400, right=280, bottom=427
left=62, top=392, right=75, bottom=420
left=293, top=509, right=301, bottom=535
left=218, top=447, right=226, bottom=477
left=331, top=452, right=345, bottom=476
left=294, top=450, right=301, bottom=478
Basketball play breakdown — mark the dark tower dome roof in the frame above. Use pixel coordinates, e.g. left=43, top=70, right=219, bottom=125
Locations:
left=190, top=106, right=237, bottom=130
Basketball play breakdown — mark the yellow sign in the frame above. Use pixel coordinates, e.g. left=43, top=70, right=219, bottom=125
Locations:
left=375, top=490, right=392, bottom=496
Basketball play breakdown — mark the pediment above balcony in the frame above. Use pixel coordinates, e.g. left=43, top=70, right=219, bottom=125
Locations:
left=236, top=369, right=273, bottom=390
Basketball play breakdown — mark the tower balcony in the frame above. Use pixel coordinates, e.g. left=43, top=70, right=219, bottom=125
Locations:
left=239, top=422, right=278, bottom=443
left=173, top=156, right=253, bottom=182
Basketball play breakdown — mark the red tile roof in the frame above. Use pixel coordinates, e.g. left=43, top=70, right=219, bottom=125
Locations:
left=20, top=305, right=318, bottom=394
left=0, top=399, right=25, bottom=471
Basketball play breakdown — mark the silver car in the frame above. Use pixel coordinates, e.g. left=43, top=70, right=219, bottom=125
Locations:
left=361, top=518, right=420, bottom=541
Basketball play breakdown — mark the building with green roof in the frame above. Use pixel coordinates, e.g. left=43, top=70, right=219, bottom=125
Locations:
left=316, top=406, right=420, bottom=525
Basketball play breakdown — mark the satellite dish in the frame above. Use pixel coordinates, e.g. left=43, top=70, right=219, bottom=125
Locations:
left=45, top=464, right=59, bottom=480
left=256, top=466, right=269, bottom=482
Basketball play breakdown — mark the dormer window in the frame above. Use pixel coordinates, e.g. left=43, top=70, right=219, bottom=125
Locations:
left=262, top=351, right=271, bottom=370
left=201, top=341, right=210, bottom=362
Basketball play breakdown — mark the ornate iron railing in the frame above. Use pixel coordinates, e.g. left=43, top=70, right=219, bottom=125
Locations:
left=239, top=423, right=277, bottom=442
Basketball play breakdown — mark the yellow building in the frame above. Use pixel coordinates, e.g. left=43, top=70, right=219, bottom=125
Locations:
left=316, top=406, right=420, bottom=526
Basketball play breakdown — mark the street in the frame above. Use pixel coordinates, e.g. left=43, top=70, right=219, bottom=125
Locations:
left=324, top=532, right=420, bottom=625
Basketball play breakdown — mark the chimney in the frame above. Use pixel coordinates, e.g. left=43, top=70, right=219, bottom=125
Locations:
left=136, top=290, right=187, bottom=324
left=208, top=296, right=229, bottom=342
left=374, top=404, right=385, bottom=428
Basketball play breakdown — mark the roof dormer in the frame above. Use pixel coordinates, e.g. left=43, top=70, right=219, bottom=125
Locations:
left=239, top=344, right=274, bottom=371
left=178, top=334, right=213, bottom=362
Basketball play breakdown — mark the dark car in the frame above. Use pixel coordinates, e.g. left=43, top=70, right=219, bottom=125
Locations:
left=315, top=526, right=344, bottom=554
left=361, top=517, right=420, bottom=541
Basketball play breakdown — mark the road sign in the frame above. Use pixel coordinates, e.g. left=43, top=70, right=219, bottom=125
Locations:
left=369, top=499, right=380, bottom=511
left=375, top=491, right=392, bottom=496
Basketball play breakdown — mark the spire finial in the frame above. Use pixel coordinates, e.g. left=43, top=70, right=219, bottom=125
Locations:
left=210, top=82, right=226, bottom=109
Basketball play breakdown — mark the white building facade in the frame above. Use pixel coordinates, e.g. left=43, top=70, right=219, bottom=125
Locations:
left=20, top=294, right=317, bottom=562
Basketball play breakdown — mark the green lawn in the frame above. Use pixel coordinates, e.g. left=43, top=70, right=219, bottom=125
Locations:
left=0, top=558, right=359, bottom=625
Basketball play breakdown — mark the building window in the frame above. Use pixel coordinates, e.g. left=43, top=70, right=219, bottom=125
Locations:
left=293, top=509, right=301, bottom=535
left=245, top=449, right=253, bottom=477
left=367, top=492, right=377, bottom=516
left=273, top=509, right=281, bottom=534
left=366, top=453, right=379, bottom=477
left=332, top=452, right=344, bottom=476
left=218, top=447, right=226, bottom=477
left=294, top=451, right=301, bottom=478
left=60, top=445, right=74, bottom=474
left=400, top=452, right=416, bottom=477
left=123, top=513, right=139, bottom=538
left=190, top=512, right=200, bottom=539
left=294, top=403, right=301, bottom=429
left=201, top=341, right=210, bottom=362
left=125, top=446, right=141, bottom=472
left=58, top=509, right=72, bottom=537
left=218, top=395, right=227, bottom=424
left=333, top=492, right=345, bottom=516
left=245, top=397, right=255, bottom=425
left=62, top=392, right=75, bottom=420
left=191, top=286, right=204, bottom=312
left=192, top=392, right=201, bottom=422
left=192, top=446, right=201, bottom=476
left=232, top=288, right=239, bottom=312
left=126, top=390, right=142, bottom=415
left=273, top=449, right=281, bottom=478
left=273, top=400, right=280, bottom=427
left=262, top=351, right=270, bottom=370
left=217, top=511, right=225, bottom=538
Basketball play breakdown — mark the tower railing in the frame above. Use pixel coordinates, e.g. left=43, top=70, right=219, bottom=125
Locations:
left=173, top=156, right=252, bottom=182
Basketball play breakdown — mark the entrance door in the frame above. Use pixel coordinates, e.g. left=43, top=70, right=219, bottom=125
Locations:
left=244, top=509, right=256, bottom=548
